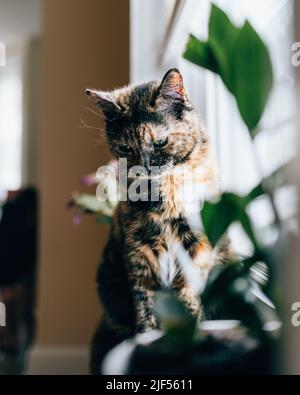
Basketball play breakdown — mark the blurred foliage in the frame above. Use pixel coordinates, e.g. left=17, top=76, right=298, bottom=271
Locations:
left=183, top=4, right=273, bottom=131
left=201, top=192, right=259, bottom=249
left=201, top=162, right=287, bottom=249
left=67, top=162, right=119, bottom=225
left=67, top=193, right=113, bottom=225
left=153, top=3, right=285, bottom=353
left=154, top=291, right=197, bottom=348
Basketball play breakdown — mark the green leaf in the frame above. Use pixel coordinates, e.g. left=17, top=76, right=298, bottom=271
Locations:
left=244, top=183, right=265, bottom=204
left=208, top=4, right=240, bottom=93
left=202, top=263, right=240, bottom=297
left=73, top=194, right=114, bottom=216
left=239, top=210, right=259, bottom=250
left=96, top=215, right=112, bottom=225
left=201, top=173, right=285, bottom=249
left=183, top=6, right=273, bottom=134
left=154, top=291, right=196, bottom=346
left=183, top=34, right=219, bottom=74
left=201, top=190, right=262, bottom=248
left=202, top=262, right=273, bottom=335
left=234, top=21, right=273, bottom=131
left=242, top=162, right=289, bottom=207
left=201, top=193, right=240, bottom=247
left=202, top=263, right=245, bottom=311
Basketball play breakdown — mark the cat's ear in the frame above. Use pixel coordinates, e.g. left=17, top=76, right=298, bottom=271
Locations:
left=85, top=89, right=121, bottom=118
left=157, top=69, right=186, bottom=103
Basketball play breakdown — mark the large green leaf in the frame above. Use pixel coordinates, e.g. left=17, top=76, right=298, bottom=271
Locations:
left=201, top=190, right=263, bottom=248
left=234, top=21, right=274, bottom=131
left=201, top=193, right=240, bottom=247
left=183, top=5, right=273, bottom=134
left=200, top=166, right=287, bottom=248
left=183, top=34, right=219, bottom=74
left=208, top=4, right=239, bottom=93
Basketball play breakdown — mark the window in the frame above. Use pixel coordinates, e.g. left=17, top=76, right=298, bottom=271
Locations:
left=0, top=42, right=5, bottom=66
left=131, top=0, right=296, bottom=254
left=0, top=49, right=23, bottom=191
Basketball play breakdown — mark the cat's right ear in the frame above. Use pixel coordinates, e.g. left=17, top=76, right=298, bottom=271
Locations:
left=157, top=69, right=186, bottom=103
left=85, top=89, right=121, bottom=118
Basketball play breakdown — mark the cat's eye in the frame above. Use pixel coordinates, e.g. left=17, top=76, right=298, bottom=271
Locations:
left=154, top=137, right=168, bottom=148
left=119, top=144, right=132, bottom=154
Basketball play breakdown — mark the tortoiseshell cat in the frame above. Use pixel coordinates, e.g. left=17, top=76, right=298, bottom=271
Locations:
left=86, top=69, right=221, bottom=374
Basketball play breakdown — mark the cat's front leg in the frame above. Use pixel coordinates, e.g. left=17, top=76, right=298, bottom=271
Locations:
left=127, top=256, right=159, bottom=333
left=176, top=285, right=203, bottom=321
left=131, top=284, right=158, bottom=333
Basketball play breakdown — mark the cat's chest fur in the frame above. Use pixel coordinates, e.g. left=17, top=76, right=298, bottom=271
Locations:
left=158, top=223, right=179, bottom=287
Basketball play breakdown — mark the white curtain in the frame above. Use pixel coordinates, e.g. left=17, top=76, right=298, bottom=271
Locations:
left=0, top=51, right=23, bottom=191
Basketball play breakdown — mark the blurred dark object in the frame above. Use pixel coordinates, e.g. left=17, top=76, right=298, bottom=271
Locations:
left=0, top=187, right=38, bottom=375
left=102, top=325, right=274, bottom=375
left=101, top=285, right=278, bottom=375
left=127, top=327, right=272, bottom=375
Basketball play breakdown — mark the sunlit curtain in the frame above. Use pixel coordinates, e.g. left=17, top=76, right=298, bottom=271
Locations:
left=0, top=54, right=23, bottom=191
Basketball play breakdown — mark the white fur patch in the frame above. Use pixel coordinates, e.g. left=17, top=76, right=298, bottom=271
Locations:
left=159, top=241, right=178, bottom=287
left=174, top=243, right=207, bottom=294
left=102, top=330, right=163, bottom=375
left=158, top=241, right=209, bottom=292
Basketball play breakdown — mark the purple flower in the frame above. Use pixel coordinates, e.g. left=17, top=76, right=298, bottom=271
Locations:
left=72, top=211, right=82, bottom=225
left=80, top=173, right=98, bottom=186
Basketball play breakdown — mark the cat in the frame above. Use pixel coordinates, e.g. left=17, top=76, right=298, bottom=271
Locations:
left=86, top=69, right=222, bottom=374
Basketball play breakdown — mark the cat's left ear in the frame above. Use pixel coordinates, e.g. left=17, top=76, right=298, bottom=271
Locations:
left=157, top=69, right=186, bottom=103
left=85, top=89, right=121, bottom=117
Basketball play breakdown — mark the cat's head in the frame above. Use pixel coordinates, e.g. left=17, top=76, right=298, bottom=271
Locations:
left=86, top=69, right=208, bottom=172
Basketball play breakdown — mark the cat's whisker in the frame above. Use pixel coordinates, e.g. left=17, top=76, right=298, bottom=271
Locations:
left=81, top=105, right=108, bottom=120
left=80, top=112, right=121, bottom=134
left=94, top=137, right=107, bottom=147
left=95, top=133, right=108, bottom=142
left=79, top=126, right=106, bottom=134
left=79, top=118, right=106, bottom=133
left=82, top=105, right=121, bottom=131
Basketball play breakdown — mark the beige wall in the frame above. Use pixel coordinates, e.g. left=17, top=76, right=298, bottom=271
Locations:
left=38, top=0, right=129, bottom=345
